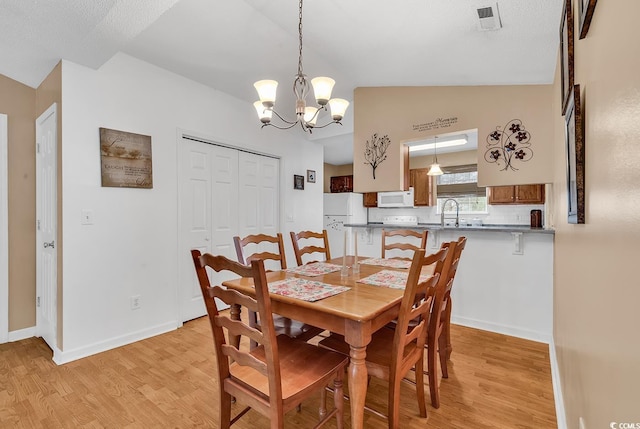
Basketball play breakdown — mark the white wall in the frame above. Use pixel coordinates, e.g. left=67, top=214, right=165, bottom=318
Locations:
left=58, top=53, right=324, bottom=361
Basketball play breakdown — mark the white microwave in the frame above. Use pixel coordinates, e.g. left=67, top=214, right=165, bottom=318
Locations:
left=377, top=188, right=415, bottom=208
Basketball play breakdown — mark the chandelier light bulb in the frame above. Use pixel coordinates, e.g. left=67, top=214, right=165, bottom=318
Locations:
left=303, top=107, right=319, bottom=126
left=311, top=77, right=335, bottom=106
left=328, top=98, right=349, bottom=121
left=254, top=80, right=278, bottom=108
left=254, top=101, right=272, bottom=124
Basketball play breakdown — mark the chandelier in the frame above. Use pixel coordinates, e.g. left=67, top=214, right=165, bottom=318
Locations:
left=253, top=0, right=349, bottom=133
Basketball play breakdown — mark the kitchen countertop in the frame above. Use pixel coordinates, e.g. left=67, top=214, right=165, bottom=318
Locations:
left=344, top=222, right=555, bottom=234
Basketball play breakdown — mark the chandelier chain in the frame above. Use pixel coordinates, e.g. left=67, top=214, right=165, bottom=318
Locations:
left=297, top=0, right=304, bottom=77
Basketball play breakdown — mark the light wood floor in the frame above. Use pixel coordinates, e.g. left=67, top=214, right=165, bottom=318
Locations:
left=0, top=316, right=557, bottom=428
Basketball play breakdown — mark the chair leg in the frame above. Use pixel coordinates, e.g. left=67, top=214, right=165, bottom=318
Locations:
left=427, top=341, right=440, bottom=409
left=415, top=355, right=427, bottom=418
left=388, top=373, right=402, bottom=429
left=444, top=301, right=453, bottom=359
left=219, top=391, right=232, bottom=429
left=333, top=371, right=345, bottom=429
left=438, top=333, right=449, bottom=379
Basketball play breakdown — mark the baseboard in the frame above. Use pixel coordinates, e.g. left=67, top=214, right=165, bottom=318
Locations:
left=53, top=321, right=178, bottom=365
left=451, top=315, right=551, bottom=344
left=8, top=326, right=37, bottom=342
left=549, top=339, right=567, bottom=429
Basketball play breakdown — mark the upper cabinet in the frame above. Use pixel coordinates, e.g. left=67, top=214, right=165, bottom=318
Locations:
left=363, top=192, right=378, bottom=207
left=410, top=168, right=435, bottom=206
left=488, top=184, right=545, bottom=204
left=329, top=175, right=353, bottom=193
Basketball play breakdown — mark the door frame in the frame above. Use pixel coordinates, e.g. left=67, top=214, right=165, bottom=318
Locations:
left=0, top=114, right=8, bottom=343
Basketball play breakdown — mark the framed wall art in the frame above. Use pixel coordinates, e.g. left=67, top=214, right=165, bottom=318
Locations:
left=306, top=169, right=316, bottom=183
left=560, top=0, right=574, bottom=116
left=99, top=128, right=153, bottom=188
left=294, top=174, right=304, bottom=190
left=564, top=84, right=585, bottom=224
left=578, top=0, right=598, bottom=39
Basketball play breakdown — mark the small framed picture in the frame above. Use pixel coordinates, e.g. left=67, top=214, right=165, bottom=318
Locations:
left=579, top=0, right=598, bottom=39
left=306, top=169, right=316, bottom=183
left=559, top=0, right=574, bottom=116
left=294, top=174, right=304, bottom=190
left=564, top=84, right=585, bottom=224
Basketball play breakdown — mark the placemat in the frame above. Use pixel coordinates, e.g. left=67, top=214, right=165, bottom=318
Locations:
left=357, top=269, right=432, bottom=289
left=285, top=262, right=343, bottom=277
left=267, top=278, right=350, bottom=302
left=359, top=258, right=411, bottom=269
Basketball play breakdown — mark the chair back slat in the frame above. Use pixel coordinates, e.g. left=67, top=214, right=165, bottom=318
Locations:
left=234, top=232, right=287, bottom=270
left=221, top=345, right=268, bottom=375
left=381, top=229, right=428, bottom=259
left=290, top=230, right=331, bottom=265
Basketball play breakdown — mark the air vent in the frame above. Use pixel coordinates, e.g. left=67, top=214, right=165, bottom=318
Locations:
left=477, top=3, right=502, bottom=31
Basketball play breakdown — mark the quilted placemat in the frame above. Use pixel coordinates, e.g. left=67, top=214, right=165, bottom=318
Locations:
left=285, top=262, right=343, bottom=277
left=357, top=269, right=432, bottom=289
left=359, top=258, right=411, bottom=269
left=267, top=278, right=350, bottom=302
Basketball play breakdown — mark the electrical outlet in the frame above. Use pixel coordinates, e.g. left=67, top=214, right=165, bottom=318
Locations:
left=130, top=295, right=141, bottom=310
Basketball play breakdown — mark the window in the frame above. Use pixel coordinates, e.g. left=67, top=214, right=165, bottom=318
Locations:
left=436, top=164, right=487, bottom=213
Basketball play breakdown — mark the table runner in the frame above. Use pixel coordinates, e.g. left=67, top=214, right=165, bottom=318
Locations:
left=285, top=262, right=343, bottom=276
left=268, top=278, right=350, bottom=302
left=358, top=269, right=432, bottom=289
left=359, top=257, right=411, bottom=269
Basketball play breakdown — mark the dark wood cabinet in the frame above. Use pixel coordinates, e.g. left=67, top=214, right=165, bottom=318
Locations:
left=488, top=184, right=545, bottom=205
left=363, top=192, right=378, bottom=207
left=329, top=175, right=353, bottom=193
left=409, top=168, right=435, bottom=206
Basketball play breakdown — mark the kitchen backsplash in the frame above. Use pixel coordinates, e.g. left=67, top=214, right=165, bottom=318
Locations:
left=368, top=204, right=545, bottom=226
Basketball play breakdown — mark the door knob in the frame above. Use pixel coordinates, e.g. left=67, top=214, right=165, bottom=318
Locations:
left=44, top=240, right=55, bottom=249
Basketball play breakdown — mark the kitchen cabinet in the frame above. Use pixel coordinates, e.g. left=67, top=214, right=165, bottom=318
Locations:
left=363, top=192, right=378, bottom=207
left=488, top=184, right=545, bottom=204
left=329, top=175, right=353, bottom=193
left=410, top=168, right=435, bottom=206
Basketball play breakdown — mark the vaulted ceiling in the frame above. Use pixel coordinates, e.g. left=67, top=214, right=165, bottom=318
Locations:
left=0, top=0, right=564, bottom=164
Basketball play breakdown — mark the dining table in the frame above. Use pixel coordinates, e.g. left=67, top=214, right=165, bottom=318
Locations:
left=222, top=255, right=431, bottom=429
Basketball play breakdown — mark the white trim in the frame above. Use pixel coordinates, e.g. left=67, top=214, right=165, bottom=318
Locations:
left=0, top=114, right=8, bottom=344
left=549, top=339, right=567, bottom=429
left=52, top=321, right=178, bottom=365
left=451, top=316, right=551, bottom=344
left=8, top=326, right=37, bottom=342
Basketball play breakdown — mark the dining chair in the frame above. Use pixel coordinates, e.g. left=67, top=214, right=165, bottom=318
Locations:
left=289, top=230, right=331, bottom=266
left=319, top=247, right=448, bottom=428
left=381, top=229, right=428, bottom=259
left=438, top=236, right=467, bottom=370
left=233, top=233, right=324, bottom=347
left=190, top=249, right=348, bottom=429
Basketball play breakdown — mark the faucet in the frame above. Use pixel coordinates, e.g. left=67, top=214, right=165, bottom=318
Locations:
left=441, top=198, right=459, bottom=228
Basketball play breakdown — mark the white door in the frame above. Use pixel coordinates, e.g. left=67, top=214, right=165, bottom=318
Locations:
left=0, top=114, right=8, bottom=343
left=238, top=152, right=280, bottom=269
left=178, top=138, right=239, bottom=322
left=36, top=104, right=57, bottom=350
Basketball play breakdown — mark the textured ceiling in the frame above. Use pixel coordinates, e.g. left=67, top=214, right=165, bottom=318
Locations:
left=0, top=0, right=564, bottom=165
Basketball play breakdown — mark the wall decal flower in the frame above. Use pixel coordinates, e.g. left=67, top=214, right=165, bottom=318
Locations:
left=484, top=119, right=533, bottom=171
left=363, top=133, right=391, bottom=179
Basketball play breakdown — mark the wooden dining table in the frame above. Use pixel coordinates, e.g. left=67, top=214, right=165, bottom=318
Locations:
left=222, top=256, right=414, bottom=429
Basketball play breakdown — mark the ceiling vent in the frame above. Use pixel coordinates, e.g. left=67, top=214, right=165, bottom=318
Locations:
left=477, top=3, right=502, bottom=31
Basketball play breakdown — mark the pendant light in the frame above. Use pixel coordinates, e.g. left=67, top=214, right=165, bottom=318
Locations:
left=427, top=135, right=444, bottom=176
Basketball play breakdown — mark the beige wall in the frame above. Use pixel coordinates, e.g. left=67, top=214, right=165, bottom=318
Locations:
left=0, top=74, right=36, bottom=331
left=323, top=163, right=354, bottom=193
left=36, top=63, right=62, bottom=347
left=353, top=85, right=554, bottom=192
left=551, top=1, right=640, bottom=427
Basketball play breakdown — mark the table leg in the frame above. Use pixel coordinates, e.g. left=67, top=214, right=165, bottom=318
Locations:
left=348, top=344, right=368, bottom=429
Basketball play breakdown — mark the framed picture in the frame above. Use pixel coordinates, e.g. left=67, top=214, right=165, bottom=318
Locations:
left=560, top=0, right=574, bottom=116
left=564, top=84, right=585, bottom=224
left=579, top=0, right=598, bottom=39
left=306, top=169, right=316, bottom=183
left=99, top=127, right=153, bottom=188
left=294, top=174, right=304, bottom=190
